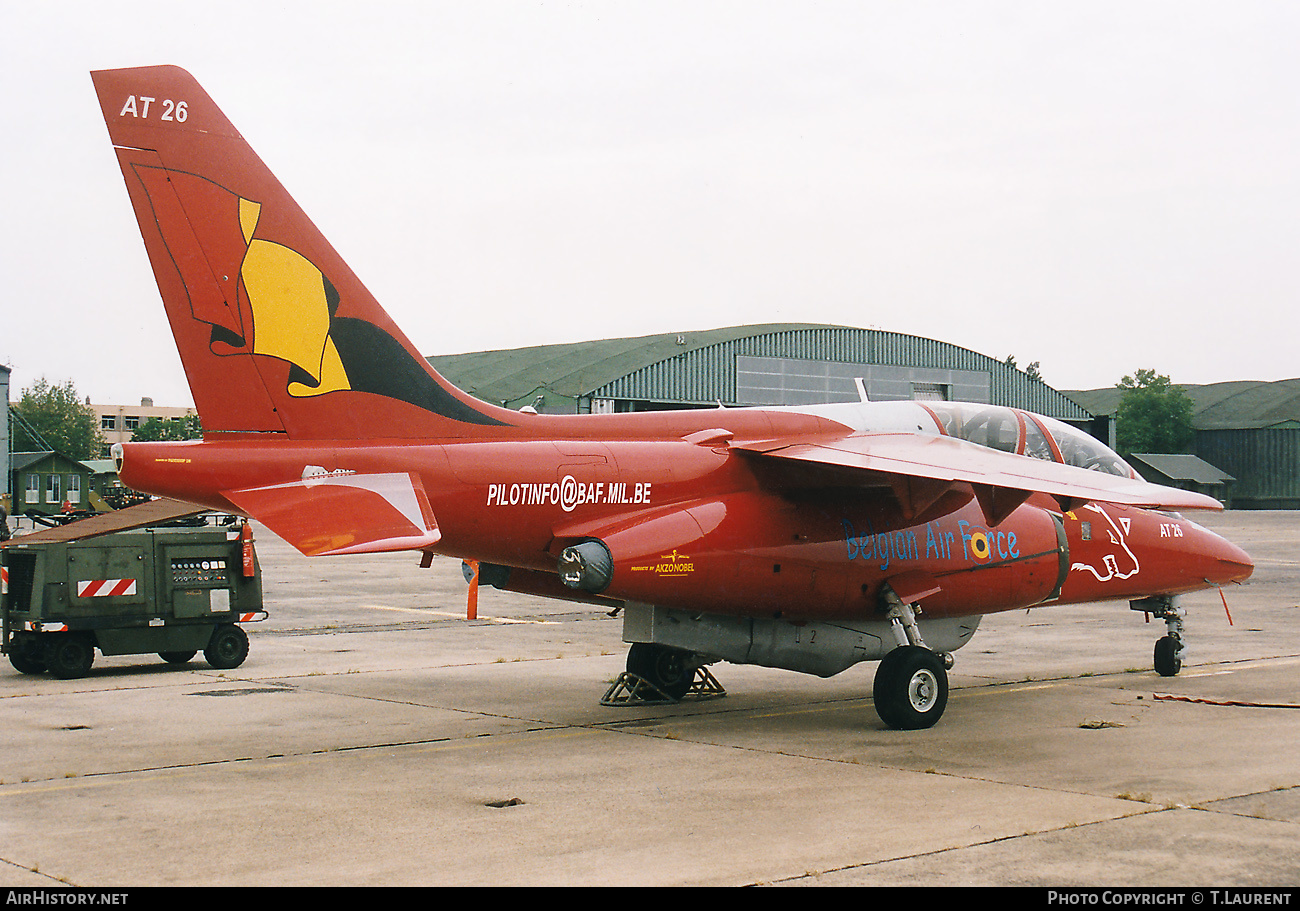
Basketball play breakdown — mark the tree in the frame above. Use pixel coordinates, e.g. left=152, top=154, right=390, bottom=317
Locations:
left=132, top=414, right=203, bottom=442
left=1004, top=354, right=1043, bottom=381
left=1115, top=369, right=1195, bottom=457
left=12, top=378, right=103, bottom=460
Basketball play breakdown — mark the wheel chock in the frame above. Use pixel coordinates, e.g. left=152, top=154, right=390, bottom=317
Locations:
left=600, top=666, right=727, bottom=706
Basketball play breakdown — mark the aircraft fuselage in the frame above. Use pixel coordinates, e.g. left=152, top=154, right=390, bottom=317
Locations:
left=116, top=401, right=1251, bottom=625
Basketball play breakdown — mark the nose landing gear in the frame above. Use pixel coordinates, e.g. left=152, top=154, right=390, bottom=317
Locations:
left=1132, top=596, right=1186, bottom=677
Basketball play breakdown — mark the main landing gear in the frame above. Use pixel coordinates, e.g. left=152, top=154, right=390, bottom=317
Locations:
left=1132, top=596, right=1186, bottom=677
left=602, top=643, right=727, bottom=706
left=874, top=590, right=951, bottom=730
left=626, top=642, right=694, bottom=701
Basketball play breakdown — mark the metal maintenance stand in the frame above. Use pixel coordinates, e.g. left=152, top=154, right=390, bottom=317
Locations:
left=600, top=666, right=727, bottom=706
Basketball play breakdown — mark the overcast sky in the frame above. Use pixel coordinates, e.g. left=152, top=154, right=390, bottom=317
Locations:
left=3, top=1, right=1297, bottom=409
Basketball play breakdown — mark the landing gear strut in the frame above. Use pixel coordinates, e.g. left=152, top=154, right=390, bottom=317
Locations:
left=874, top=589, right=950, bottom=730
left=1132, top=596, right=1185, bottom=677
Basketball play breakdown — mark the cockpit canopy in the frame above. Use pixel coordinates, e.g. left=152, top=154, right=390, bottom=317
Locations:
left=921, top=402, right=1136, bottom=479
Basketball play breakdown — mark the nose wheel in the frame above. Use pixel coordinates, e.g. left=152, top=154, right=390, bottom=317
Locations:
left=1132, top=596, right=1186, bottom=677
left=1154, top=634, right=1182, bottom=677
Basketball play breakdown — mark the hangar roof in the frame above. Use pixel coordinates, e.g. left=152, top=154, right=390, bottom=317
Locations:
left=1129, top=453, right=1235, bottom=485
left=1067, top=379, right=1300, bottom=430
left=428, top=324, right=776, bottom=405
left=428, top=322, right=1092, bottom=419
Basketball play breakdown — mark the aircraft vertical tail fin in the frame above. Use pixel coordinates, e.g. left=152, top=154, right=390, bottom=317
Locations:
left=91, top=65, right=516, bottom=439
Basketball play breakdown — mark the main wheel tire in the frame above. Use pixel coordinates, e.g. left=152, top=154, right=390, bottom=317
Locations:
left=204, top=626, right=249, bottom=670
left=1154, top=635, right=1182, bottom=677
left=873, top=645, right=948, bottom=730
left=626, top=643, right=694, bottom=701
left=43, top=633, right=96, bottom=679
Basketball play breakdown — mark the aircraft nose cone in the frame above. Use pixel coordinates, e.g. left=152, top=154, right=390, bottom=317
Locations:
left=1184, top=523, right=1254, bottom=587
left=1210, top=537, right=1254, bottom=585
left=1133, top=517, right=1254, bottom=595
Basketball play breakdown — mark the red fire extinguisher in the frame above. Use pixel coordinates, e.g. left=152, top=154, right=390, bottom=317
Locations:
left=240, top=521, right=255, bottom=578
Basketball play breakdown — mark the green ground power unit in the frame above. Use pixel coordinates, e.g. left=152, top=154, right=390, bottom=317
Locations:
left=2, top=525, right=266, bottom=678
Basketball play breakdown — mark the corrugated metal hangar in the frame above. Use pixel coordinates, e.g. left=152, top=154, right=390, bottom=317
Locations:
left=429, top=323, right=1300, bottom=508
left=428, top=322, right=1109, bottom=440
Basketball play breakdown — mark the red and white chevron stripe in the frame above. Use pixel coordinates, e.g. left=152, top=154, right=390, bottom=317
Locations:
left=76, top=578, right=138, bottom=598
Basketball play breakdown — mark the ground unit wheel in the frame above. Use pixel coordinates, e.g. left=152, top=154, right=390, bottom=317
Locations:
left=626, top=643, right=693, bottom=701
left=43, top=633, right=96, bottom=679
left=204, top=625, right=248, bottom=670
left=159, top=650, right=197, bottom=665
left=873, top=645, right=948, bottom=730
left=1154, top=635, right=1182, bottom=677
left=7, top=635, right=47, bottom=675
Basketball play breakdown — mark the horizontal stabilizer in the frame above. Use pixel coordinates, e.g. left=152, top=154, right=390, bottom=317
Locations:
left=740, top=432, right=1223, bottom=516
left=224, top=471, right=440, bottom=557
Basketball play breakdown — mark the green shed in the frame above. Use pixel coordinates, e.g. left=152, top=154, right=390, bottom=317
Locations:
left=10, top=452, right=97, bottom=518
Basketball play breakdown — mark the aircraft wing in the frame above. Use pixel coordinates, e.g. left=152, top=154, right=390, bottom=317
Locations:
left=736, top=431, right=1223, bottom=522
left=222, top=472, right=441, bottom=557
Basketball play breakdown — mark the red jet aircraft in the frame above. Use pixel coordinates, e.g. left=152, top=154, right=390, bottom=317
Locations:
left=90, top=65, right=1252, bottom=728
